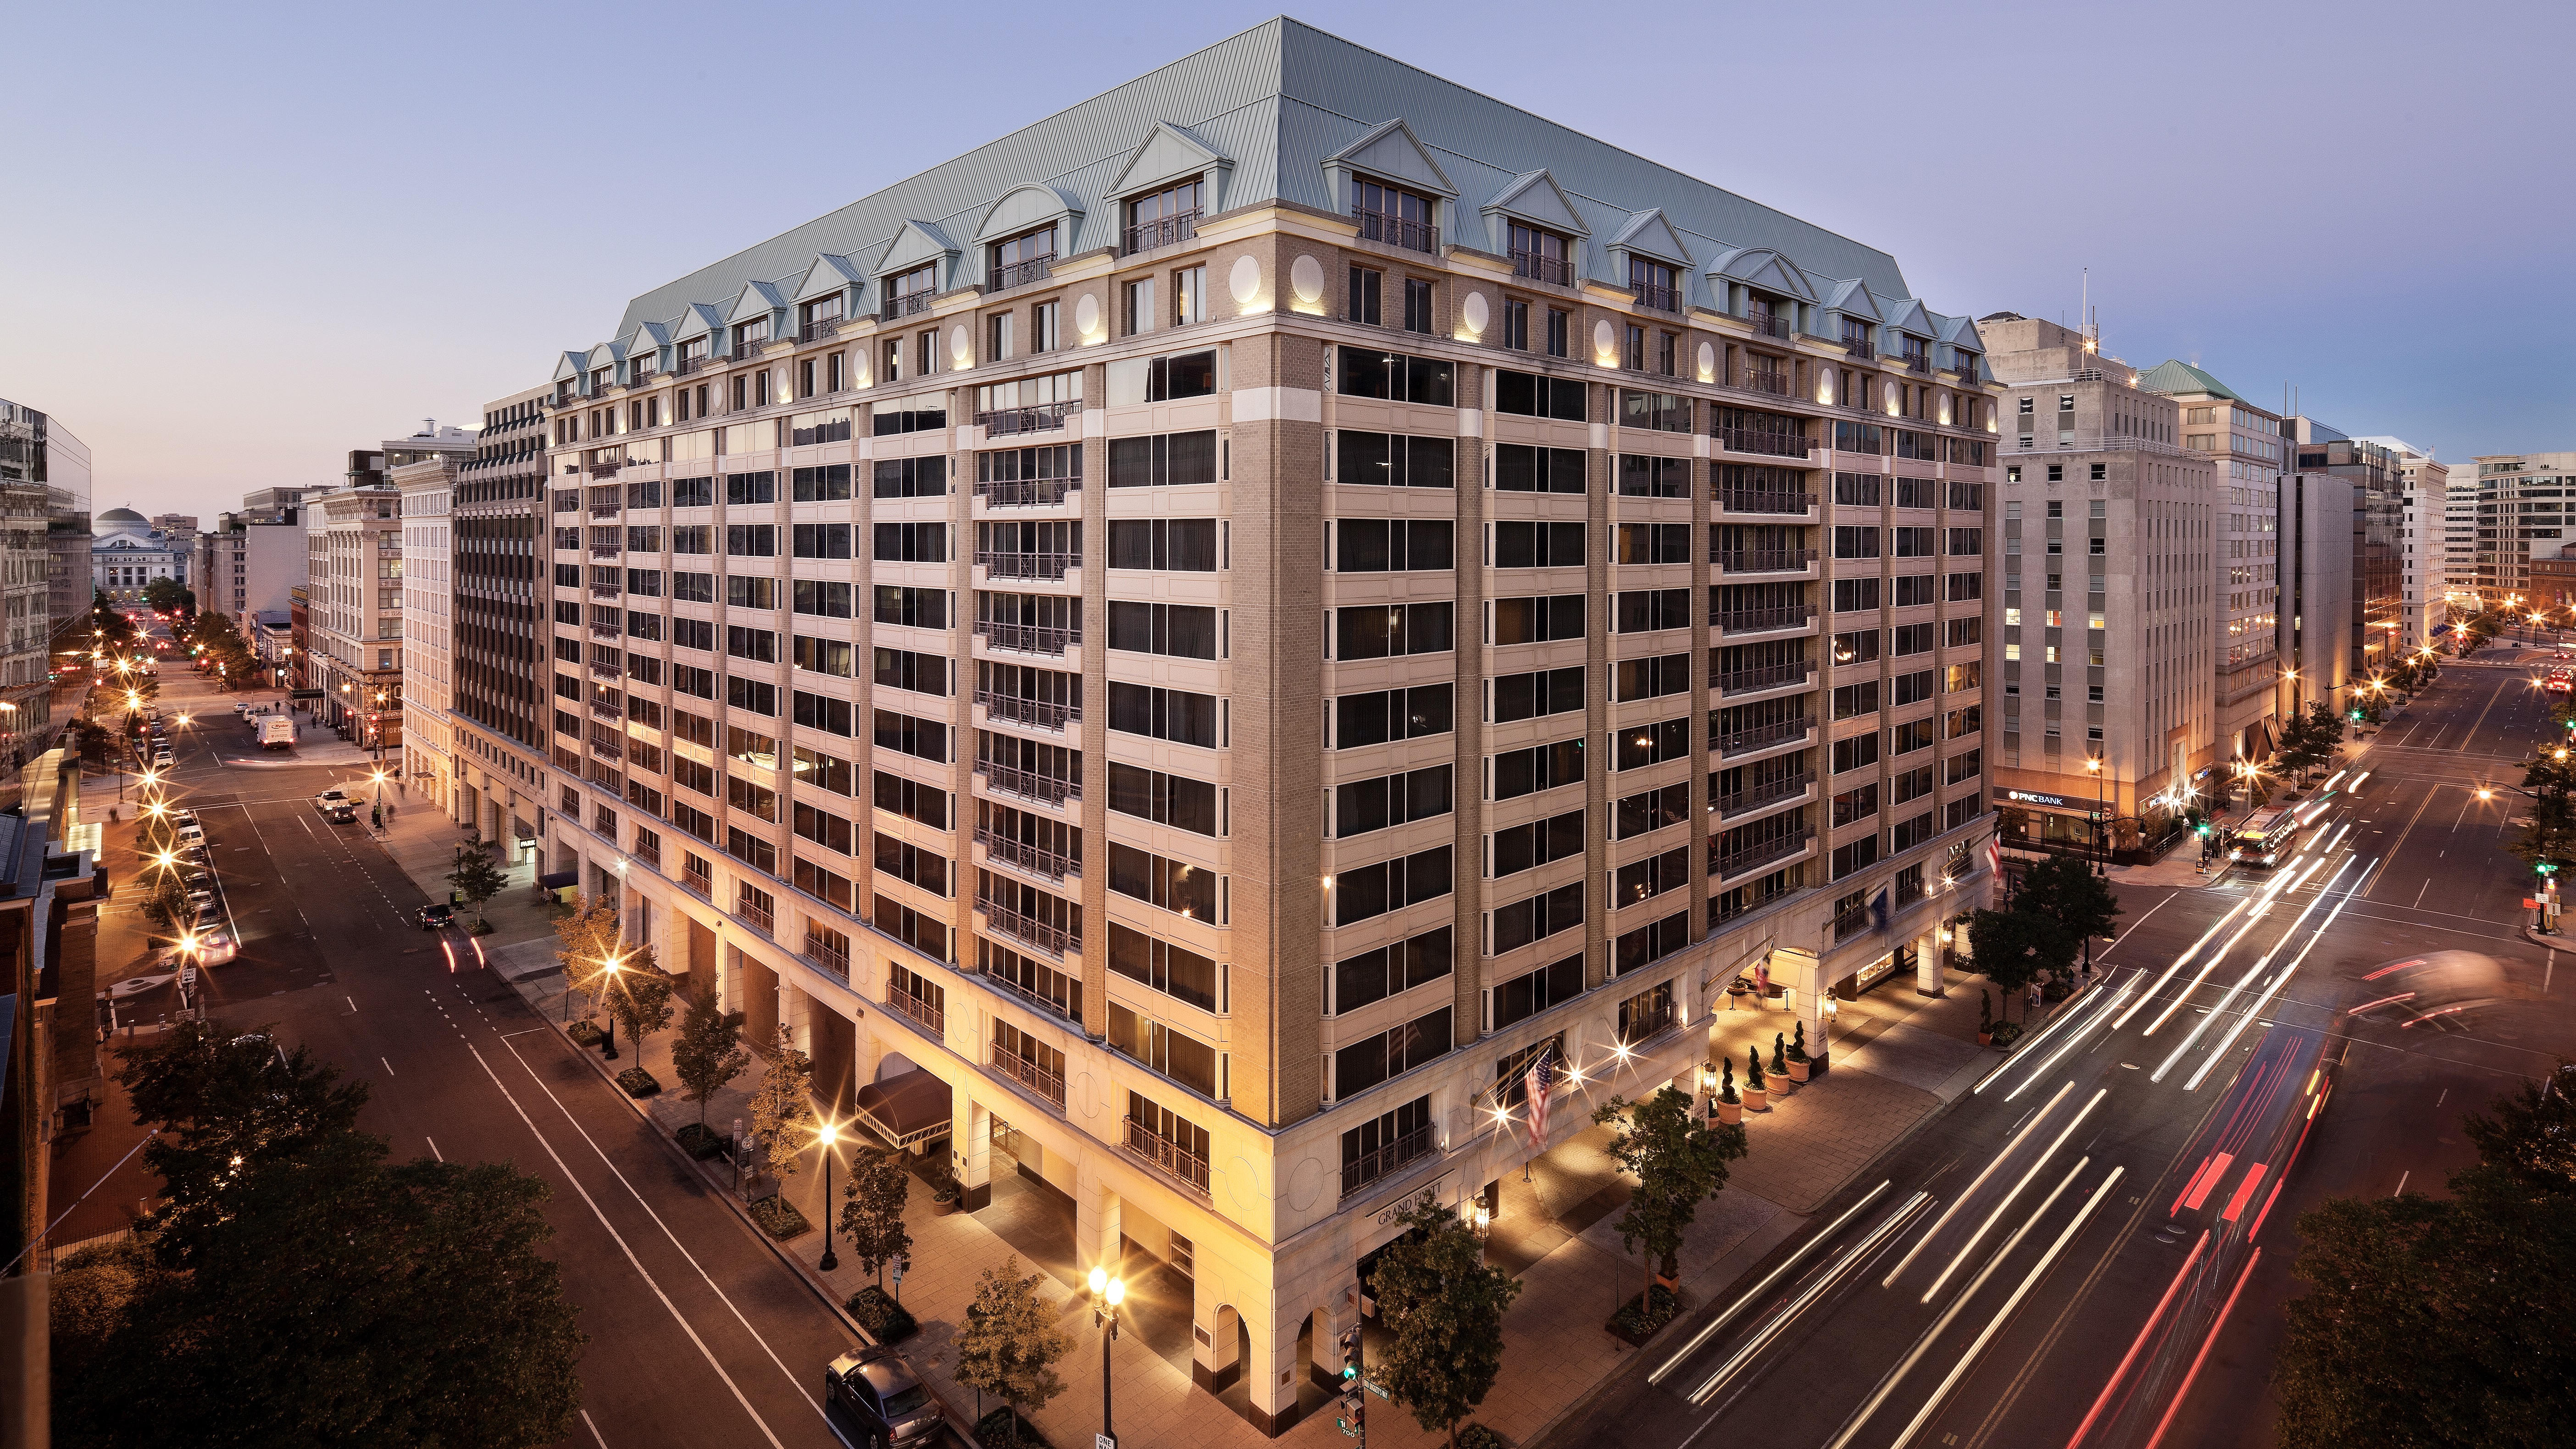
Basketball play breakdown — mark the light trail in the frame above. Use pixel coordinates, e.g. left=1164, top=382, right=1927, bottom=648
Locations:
left=1921, top=1088, right=2108, bottom=1304
left=1882, top=1082, right=2072, bottom=1289
left=2113, top=898, right=2253, bottom=1030
left=1999, top=985, right=2134, bottom=1102
left=1681, top=1191, right=1932, bottom=1407
left=2064, top=1230, right=2211, bottom=1449
left=2181, top=861, right=2377, bottom=1090
left=1652, top=1180, right=1893, bottom=1383
left=2139, top=859, right=2321, bottom=1037
left=2143, top=1248, right=2264, bottom=1449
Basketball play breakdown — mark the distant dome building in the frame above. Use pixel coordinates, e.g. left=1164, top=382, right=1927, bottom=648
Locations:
left=91, top=505, right=185, bottom=603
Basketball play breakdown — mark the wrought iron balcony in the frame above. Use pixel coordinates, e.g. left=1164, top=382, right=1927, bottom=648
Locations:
left=1511, top=250, right=1575, bottom=286
left=798, top=317, right=845, bottom=343
left=674, top=355, right=711, bottom=377
left=881, top=291, right=935, bottom=322
left=1715, top=605, right=1815, bottom=636
left=1632, top=281, right=1682, bottom=312
left=633, top=838, right=659, bottom=871
left=586, top=461, right=623, bottom=478
left=1715, top=717, right=1813, bottom=756
left=1714, top=661, right=1814, bottom=695
left=975, top=550, right=1077, bottom=581
left=976, top=691, right=1076, bottom=733
left=1715, top=825, right=1816, bottom=881
left=977, top=897, right=1070, bottom=955
left=589, top=503, right=620, bottom=518
left=974, top=476, right=1074, bottom=508
left=1338, top=1122, right=1435, bottom=1202
left=1616, top=998, right=1677, bottom=1046
left=990, top=1041, right=1066, bottom=1110
left=1737, top=369, right=1793, bottom=398
left=1352, top=206, right=1436, bottom=254
left=887, top=984, right=944, bottom=1035
left=974, top=621, right=1079, bottom=655
left=588, top=621, right=620, bottom=639
left=1715, top=548, right=1818, bottom=575
left=1748, top=311, right=1791, bottom=340
left=976, top=402, right=1078, bottom=438
left=976, top=827, right=1077, bottom=882
left=1717, top=770, right=1814, bottom=816
left=589, top=582, right=621, bottom=598
left=586, top=659, right=622, bottom=678
left=1715, top=486, right=1816, bottom=515
left=1125, top=210, right=1200, bottom=255
left=587, top=695, right=622, bottom=718
left=1904, top=352, right=1931, bottom=373
left=589, top=543, right=622, bottom=558
left=1843, top=335, right=1873, bottom=359
left=988, top=255, right=1056, bottom=293
left=1122, top=1120, right=1210, bottom=1195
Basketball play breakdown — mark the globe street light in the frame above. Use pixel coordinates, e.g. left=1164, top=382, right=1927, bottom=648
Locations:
left=1086, top=1265, right=1126, bottom=1446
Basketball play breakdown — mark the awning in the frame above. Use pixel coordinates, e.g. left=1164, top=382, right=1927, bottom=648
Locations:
left=854, top=1070, right=953, bottom=1150
left=535, top=870, right=577, bottom=889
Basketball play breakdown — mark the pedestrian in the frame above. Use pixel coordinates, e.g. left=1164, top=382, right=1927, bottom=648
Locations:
left=1754, top=960, right=1771, bottom=1010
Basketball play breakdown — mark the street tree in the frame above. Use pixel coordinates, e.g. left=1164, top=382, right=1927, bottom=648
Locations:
left=747, top=1025, right=816, bottom=1179
left=2507, top=753, right=2576, bottom=877
left=837, top=1148, right=914, bottom=1289
left=1371, top=1191, right=1526, bottom=1448
left=598, top=947, right=677, bottom=1048
left=2012, top=854, right=2122, bottom=973
left=447, top=836, right=511, bottom=928
left=117, top=1019, right=371, bottom=1267
left=141, top=576, right=187, bottom=615
left=1591, top=1085, right=1749, bottom=1317
left=671, top=991, right=750, bottom=1127
left=2462, top=1060, right=2576, bottom=1194
left=951, top=1255, right=1070, bottom=1446
left=1966, top=905, right=2063, bottom=1022
left=138, top=871, right=188, bottom=938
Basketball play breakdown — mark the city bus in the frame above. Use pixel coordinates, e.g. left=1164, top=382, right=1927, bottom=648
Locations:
left=2226, top=805, right=2309, bottom=868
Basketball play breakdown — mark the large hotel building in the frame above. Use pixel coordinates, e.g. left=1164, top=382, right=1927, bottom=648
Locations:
left=526, top=20, right=1996, bottom=1429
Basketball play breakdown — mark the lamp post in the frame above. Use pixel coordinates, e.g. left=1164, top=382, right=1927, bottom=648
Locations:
left=368, top=767, right=389, bottom=834
left=2084, top=754, right=2106, bottom=873
left=815, top=1120, right=842, bottom=1272
left=599, top=955, right=623, bottom=1059
left=1086, top=1265, right=1126, bottom=1446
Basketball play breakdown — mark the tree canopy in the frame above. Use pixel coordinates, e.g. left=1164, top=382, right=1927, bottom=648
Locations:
left=950, top=1256, right=1069, bottom=1444
left=1371, top=1192, right=1526, bottom=1448
left=1592, top=1086, right=1749, bottom=1309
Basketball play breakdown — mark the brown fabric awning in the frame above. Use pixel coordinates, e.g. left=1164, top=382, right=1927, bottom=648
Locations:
left=854, top=1070, right=953, bottom=1149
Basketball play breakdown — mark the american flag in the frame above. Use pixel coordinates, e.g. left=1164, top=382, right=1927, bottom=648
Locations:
left=1985, top=829, right=2002, bottom=877
left=1524, top=1045, right=1554, bottom=1151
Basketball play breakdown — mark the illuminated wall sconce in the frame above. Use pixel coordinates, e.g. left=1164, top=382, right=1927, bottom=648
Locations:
left=1592, top=318, right=1616, bottom=366
left=1289, top=254, right=1327, bottom=316
left=1231, top=255, right=1270, bottom=316
left=1696, top=341, right=1716, bottom=383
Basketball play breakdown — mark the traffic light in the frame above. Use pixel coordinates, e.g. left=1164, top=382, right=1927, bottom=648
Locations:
left=2539, top=862, right=2559, bottom=877
left=1335, top=1330, right=1365, bottom=1435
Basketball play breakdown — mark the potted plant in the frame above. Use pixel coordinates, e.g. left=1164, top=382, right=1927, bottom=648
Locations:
left=1742, top=1046, right=1767, bottom=1112
left=1978, top=989, right=1993, bottom=1048
left=1786, top=1022, right=1811, bottom=1083
left=1769, top=1032, right=1791, bottom=1089
left=1715, top=1059, right=1742, bottom=1125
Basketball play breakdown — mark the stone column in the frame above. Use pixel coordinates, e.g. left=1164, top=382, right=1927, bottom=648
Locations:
left=1914, top=929, right=1943, bottom=996
left=954, top=1094, right=993, bottom=1211
left=1075, top=1158, right=1123, bottom=1280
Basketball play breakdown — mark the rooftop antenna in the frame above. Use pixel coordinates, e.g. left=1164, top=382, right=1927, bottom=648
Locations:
left=2081, top=268, right=2099, bottom=354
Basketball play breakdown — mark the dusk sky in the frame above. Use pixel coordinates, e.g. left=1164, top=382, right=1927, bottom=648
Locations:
left=5, top=1, right=2567, bottom=516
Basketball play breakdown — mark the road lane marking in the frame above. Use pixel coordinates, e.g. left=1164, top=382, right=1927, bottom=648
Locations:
left=461, top=1042, right=789, bottom=1449
left=379, top=1056, right=395, bottom=1077
left=583, top=1409, right=609, bottom=1449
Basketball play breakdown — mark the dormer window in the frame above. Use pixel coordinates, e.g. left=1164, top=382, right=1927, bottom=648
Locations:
left=590, top=367, right=612, bottom=393
left=1745, top=293, right=1789, bottom=340
left=1952, top=350, right=1980, bottom=384
left=1352, top=177, right=1436, bottom=254
left=1900, top=335, right=1929, bottom=373
left=629, top=351, right=655, bottom=383
left=677, top=337, right=708, bottom=375
left=799, top=297, right=844, bottom=342
left=1840, top=318, right=1871, bottom=358
left=990, top=225, right=1058, bottom=292
left=1629, top=257, right=1680, bottom=312
left=731, top=318, right=771, bottom=360
left=1126, top=180, right=1202, bottom=255
left=883, top=263, right=937, bottom=322
left=1508, top=221, right=1573, bottom=286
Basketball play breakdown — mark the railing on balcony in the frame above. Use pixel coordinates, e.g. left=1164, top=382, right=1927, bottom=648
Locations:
left=804, top=933, right=850, bottom=982
left=1353, top=207, right=1436, bottom=254
left=1617, top=998, right=1677, bottom=1045
left=1843, top=334, right=1873, bottom=359
left=976, top=402, right=1079, bottom=438
left=1716, top=717, right=1813, bottom=757
left=1715, top=661, right=1814, bottom=696
left=1715, top=425, right=1812, bottom=459
left=989, top=255, right=1056, bottom=293
left=587, top=658, right=622, bottom=678
left=587, top=736, right=623, bottom=763
left=1511, top=250, right=1576, bottom=286
left=588, top=699, right=622, bottom=722
left=682, top=861, right=712, bottom=897
left=978, top=897, right=1071, bottom=955
left=1738, top=368, right=1793, bottom=398
left=2005, top=431, right=2208, bottom=460
left=634, top=838, right=660, bottom=871
left=1123, top=1120, right=1211, bottom=1195
left=588, top=621, right=621, bottom=639
left=991, top=1042, right=1067, bottom=1109
left=976, top=827, right=1077, bottom=883
left=975, top=550, right=1077, bottom=581
left=887, top=984, right=944, bottom=1034
left=1715, top=487, right=1817, bottom=515
left=1716, top=825, right=1817, bottom=881
left=736, top=894, right=774, bottom=935
left=977, top=691, right=1076, bottom=733
left=799, top=317, right=845, bottom=343
left=1715, top=548, right=1818, bottom=575
left=626, top=369, right=656, bottom=389
left=1125, top=210, right=1201, bottom=255
left=1715, top=605, right=1815, bottom=636
left=882, top=291, right=935, bottom=322
left=975, top=621, right=1079, bottom=655
left=1338, top=1122, right=1436, bottom=1201
left=1718, top=770, right=1814, bottom=816
left=589, top=542, right=622, bottom=558
left=586, top=461, right=623, bottom=477
left=675, top=354, right=711, bottom=377
left=589, top=581, right=621, bottom=598
left=974, top=476, right=1074, bottom=508
left=1632, top=281, right=1682, bottom=312
left=589, top=502, right=621, bottom=518
left=1903, top=351, right=1931, bottom=373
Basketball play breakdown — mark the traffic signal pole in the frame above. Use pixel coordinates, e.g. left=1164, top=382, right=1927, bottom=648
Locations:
left=1338, top=1328, right=1366, bottom=1442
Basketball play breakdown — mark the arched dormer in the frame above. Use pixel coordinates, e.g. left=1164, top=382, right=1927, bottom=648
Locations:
left=973, top=185, right=1083, bottom=291
left=1481, top=169, right=1588, bottom=285
left=1709, top=245, right=1821, bottom=336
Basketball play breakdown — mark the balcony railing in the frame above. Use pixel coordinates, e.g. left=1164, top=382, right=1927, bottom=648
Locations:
left=674, top=354, right=711, bottom=377
left=1352, top=206, right=1436, bottom=254
left=1715, top=717, right=1812, bottom=756
left=976, top=827, right=1077, bottom=882
left=976, top=402, right=1078, bottom=438
left=887, top=984, right=944, bottom=1035
left=977, top=691, right=1076, bottom=733
left=682, top=862, right=712, bottom=897
left=978, top=897, right=1071, bottom=956
left=589, top=503, right=620, bottom=518
left=1747, top=311, right=1792, bottom=340
left=2006, top=431, right=2208, bottom=460
left=1617, top=999, right=1677, bottom=1045
left=1715, top=661, right=1813, bottom=696
left=990, top=1042, right=1067, bottom=1110
left=1715, top=487, right=1816, bottom=515
left=974, top=476, right=1074, bottom=508
left=1632, top=281, right=1682, bottom=313
left=1843, top=335, right=1873, bottom=359
left=975, top=621, right=1079, bottom=655
left=805, top=933, right=850, bottom=982
left=798, top=317, right=845, bottom=343
left=1738, top=369, right=1793, bottom=398
left=1123, top=1120, right=1211, bottom=1195
left=627, top=370, right=655, bottom=389
left=587, top=659, right=622, bottom=678
left=729, top=344, right=766, bottom=363
left=634, top=839, right=660, bottom=871
left=989, top=255, right=1056, bottom=292
left=586, top=461, right=623, bottom=478
left=975, top=550, right=1077, bottom=581
left=589, top=582, right=621, bottom=598
left=588, top=621, right=620, bottom=639
left=1718, top=770, right=1814, bottom=816
left=1715, top=605, right=1815, bottom=636
left=1715, top=825, right=1816, bottom=881
left=737, top=895, right=774, bottom=936
left=587, top=736, right=623, bottom=763
left=590, top=543, right=622, bottom=558
left=1715, top=427, right=1811, bottom=459
left=1715, top=548, right=1818, bottom=575
left=1339, top=1122, right=1436, bottom=1201
left=588, top=698, right=622, bottom=722
left=1904, top=352, right=1931, bottom=373
left=1125, top=210, right=1199, bottom=255
left=1511, top=250, right=1576, bottom=286
left=882, top=291, right=935, bottom=322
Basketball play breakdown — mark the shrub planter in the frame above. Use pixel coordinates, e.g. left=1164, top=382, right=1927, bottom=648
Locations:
left=1456, top=1426, right=1507, bottom=1449
left=1990, top=1021, right=2026, bottom=1052
left=846, top=1284, right=918, bottom=1344
left=615, top=1066, right=661, bottom=1098
left=566, top=1020, right=604, bottom=1049
left=974, top=1407, right=1053, bottom=1449
left=1605, top=1283, right=1685, bottom=1346
left=747, top=1194, right=811, bottom=1241
left=675, top=1122, right=726, bottom=1160
left=1787, top=1060, right=1810, bottom=1083
left=1743, top=1085, right=1767, bottom=1112
left=1715, top=1099, right=1743, bottom=1126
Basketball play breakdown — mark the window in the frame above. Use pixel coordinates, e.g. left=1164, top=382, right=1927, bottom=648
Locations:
left=1335, top=684, right=1453, bottom=747
left=1493, top=444, right=1587, bottom=494
left=1333, top=845, right=1452, bottom=927
left=872, top=523, right=947, bottom=563
left=1614, top=916, right=1688, bottom=978
left=1332, top=602, right=1453, bottom=659
left=1616, top=522, right=1689, bottom=564
left=1628, top=255, right=1679, bottom=311
left=798, top=580, right=857, bottom=618
left=1492, top=809, right=1585, bottom=879
left=1122, top=278, right=1155, bottom=337
left=1402, top=278, right=1434, bottom=335
left=873, top=648, right=949, bottom=698
left=1337, top=519, right=1454, bottom=571
left=1491, top=666, right=1585, bottom=723
left=990, top=224, right=1056, bottom=290
left=1615, top=782, right=1689, bottom=838
left=1110, top=683, right=1221, bottom=747
left=1489, top=594, right=1584, bottom=645
left=1341, top=1094, right=1436, bottom=1194
left=1031, top=300, right=1059, bottom=354
left=1615, top=652, right=1691, bottom=700
left=1617, top=455, right=1689, bottom=498
left=1110, top=923, right=1221, bottom=1011
left=1493, top=957, right=1582, bottom=1031
left=792, top=523, right=852, bottom=559
left=1491, top=883, right=1582, bottom=955
left=1507, top=221, right=1572, bottom=283
left=873, top=771, right=947, bottom=830
left=1503, top=297, right=1530, bottom=351
left=1545, top=307, right=1568, bottom=358
left=1108, top=601, right=1220, bottom=659
left=1108, top=762, right=1219, bottom=836
left=1351, top=176, right=1436, bottom=252
left=1347, top=265, right=1382, bottom=325
left=1104, top=350, right=1216, bottom=405
left=1334, top=1010, right=1452, bottom=1099
left=1109, top=844, right=1216, bottom=920
left=1491, top=521, right=1585, bottom=569
left=1172, top=265, right=1206, bottom=327
left=1492, top=737, right=1584, bottom=800
left=883, top=263, right=936, bottom=322
left=1108, top=518, right=1219, bottom=571
left=1125, top=179, right=1202, bottom=253
left=1334, top=766, right=1451, bottom=839
left=1335, top=347, right=1455, bottom=405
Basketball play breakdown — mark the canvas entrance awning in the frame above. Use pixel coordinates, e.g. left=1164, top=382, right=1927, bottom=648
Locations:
left=855, top=1069, right=953, bottom=1149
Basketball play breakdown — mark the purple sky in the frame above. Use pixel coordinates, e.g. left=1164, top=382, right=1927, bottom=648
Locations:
left=5, top=1, right=2565, bottom=516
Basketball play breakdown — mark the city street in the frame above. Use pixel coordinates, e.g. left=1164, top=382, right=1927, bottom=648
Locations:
left=105, top=671, right=863, bottom=1449
left=1540, top=658, right=2576, bottom=1449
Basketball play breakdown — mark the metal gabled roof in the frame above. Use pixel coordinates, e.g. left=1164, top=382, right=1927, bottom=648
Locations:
left=2137, top=359, right=2242, bottom=401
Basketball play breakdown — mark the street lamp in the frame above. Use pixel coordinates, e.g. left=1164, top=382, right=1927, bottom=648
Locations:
left=598, top=955, right=624, bottom=1059
left=368, top=767, right=389, bottom=833
left=2084, top=754, right=2107, bottom=873
left=815, top=1120, right=843, bottom=1272
left=1086, top=1265, right=1126, bottom=1446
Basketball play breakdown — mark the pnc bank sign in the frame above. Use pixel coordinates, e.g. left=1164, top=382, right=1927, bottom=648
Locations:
left=1994, top=787, right=2076, bottom=810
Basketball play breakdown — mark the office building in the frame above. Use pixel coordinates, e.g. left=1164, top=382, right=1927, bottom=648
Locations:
left=2355, top=438, right=2447, bottom=652
left=2443, top=464, right=2478, bottom=611
left=530, top=20, right=1996, bottom=1430
left=2140, top=361, right=2284, bottom=761
left=240, top=486, right=310, bottom=515
left=305, top=482, right=406, bottom=744
left=148, top=512, right=197, bottom=536
left=2287, top=421, right=2402, bottom=677
left=1983, top=318, right=2217, bottom=851
left=2468, top=451, right=2576, bottom=612
left=0, top=398, right=80, bottom=770
left=450, top=385, right=553, bottom=853
left=192, top=505, right=307, bottom=630
left=398, top=454, right=458, bottom=815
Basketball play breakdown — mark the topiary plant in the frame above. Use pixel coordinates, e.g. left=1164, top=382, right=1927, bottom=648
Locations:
left=1787, top=1021, right=1808, bottom=1064
left=1718, top=1057, right=1738, bottom=1104
left=1743, top=1045, right=1764, bottom=1093
left=1769, top=1032, right=1788, bottom=1076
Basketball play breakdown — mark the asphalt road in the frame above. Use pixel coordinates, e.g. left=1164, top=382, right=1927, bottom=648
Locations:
left=1541, top=658, right=2576, bottom=1449
left=124, top=677, right=867, bottom=1449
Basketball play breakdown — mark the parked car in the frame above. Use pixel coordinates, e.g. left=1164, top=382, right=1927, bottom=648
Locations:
left=823, top=1349, right=944, bottom=1448
left=172, top=824, right=205, bottom=848
left=416, top=902, right=456, bottom=931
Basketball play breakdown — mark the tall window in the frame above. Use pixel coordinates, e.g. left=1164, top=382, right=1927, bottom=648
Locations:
left=1031, top=300, right=1059, bottom=354
left=1125, top=179, right=1203, bottom=254
left=1172, top=265, right=1206, bottom=327
left=1545, top=307, right=1569, bottom=359
left=1348, top=266, right=1382, bottom=326
left=1630, top=256, right=1679, bottom=311
left=883, top=263, right=936, bottom=322
left=1402, top=278, right=1433, bottom=335
left=1502, top=297, right=1529, bottom=352
left=1351, top=177, right=1435, bottom=253
left=989, top=224, right=1057, bottom=291
left=1507, top=221, right=1571, bottom=284
left=1123, top=278, right=1155, bottom=337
